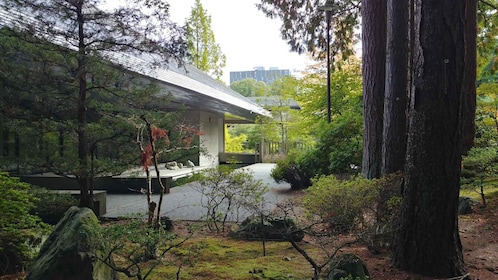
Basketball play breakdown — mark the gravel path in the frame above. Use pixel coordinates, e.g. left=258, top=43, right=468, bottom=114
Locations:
left=103, top=163, right=294, bottom=221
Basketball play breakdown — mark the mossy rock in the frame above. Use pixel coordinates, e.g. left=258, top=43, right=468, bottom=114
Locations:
left=327, top=253, right=369, bottom=280
left=233, top=215, right=304, bottom=242
left=26, top=206, right=119, bottom=280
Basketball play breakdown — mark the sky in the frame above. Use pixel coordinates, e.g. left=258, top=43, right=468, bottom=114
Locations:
left=165, top=0, right=311, bottom=84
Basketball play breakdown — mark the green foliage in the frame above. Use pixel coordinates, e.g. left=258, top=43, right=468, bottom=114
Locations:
left=230, top=78, right=269, bottom=97
left=1, top=0, right=187, bottom=207
left=99, top=216, right=187, bottom=278
left=0, top=172, right=50, bottom=275
left=224, top=127, right=247, bottom=153
left=303, top=176, right=377, bottom=233
left=268, top=59, right=363, bottom=186
left=270, top=111, right=362, bottom=190
left=195, top=166, right=268, bottom=232
left=300, top=113, right=362, bottom=175
left=477, top=0, right=498, bottom=80
left=256, top=0, right=360, bottom=65
left=461, top=146, right=498, bottom=206
left=296, top=59, right=363, bottom=131
left=271, top=150, right=312, bottom=190
left=185, top=0, right=226, bottom=80
left=462, top=73, right=498, bottom=206
left=303, top=173, right=402, bottom=235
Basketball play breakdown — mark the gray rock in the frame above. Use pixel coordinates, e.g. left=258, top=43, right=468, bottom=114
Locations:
left=327, top=253, right=369, bottom=280
left=233, top=215, right=304, bottom=242
left=26, top=206, right=119, bottom=280
left=165, top=161, right=179, bottom=170
left=459, top=196, right=479, bottom=215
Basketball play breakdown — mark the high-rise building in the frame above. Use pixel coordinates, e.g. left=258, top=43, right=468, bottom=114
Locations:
left=230, top=67, right=290, bottom=84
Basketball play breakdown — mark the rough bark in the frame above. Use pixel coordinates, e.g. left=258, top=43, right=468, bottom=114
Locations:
left=461, top=0, right=477, bottom=155
left=381, top=0, right=409, bottom=175
left=361, top=0, right=387, bottom=179
left=392, top=0, right=468, bottom=276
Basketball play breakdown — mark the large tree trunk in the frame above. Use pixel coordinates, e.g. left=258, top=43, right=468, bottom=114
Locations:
left=76, top=2, right=93, bottom=209
left=381, top=0, right=409, bottom=175
left=361, top=0, right=387, bottom=179
left=461, top=0, right=477, bottom=155
left=392, top=0, right=468, bottom=277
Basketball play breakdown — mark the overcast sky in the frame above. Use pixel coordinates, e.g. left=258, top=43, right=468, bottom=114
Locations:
left=165, top=0, right=310, bottom=84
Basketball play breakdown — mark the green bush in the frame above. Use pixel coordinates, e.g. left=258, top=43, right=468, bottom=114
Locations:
left=302, top=172, right=402, bottom=254
left=0, top=172, right=50, bottom=275
left=303, top=176, right=376, bottom=233
left=271, top=151, right=312, bottom=190
left=301, top=116, right=362, bottom=176
left=270, top=116, right=362, bottom=190
left=196, top=165, right=268, bottom=232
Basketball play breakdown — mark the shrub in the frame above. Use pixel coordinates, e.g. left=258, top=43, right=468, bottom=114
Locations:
left=302, top=172, right=402, bottom=236
left=303, top=176, right=377, bottom=233
left=233, top=215, right=304, bottom=242
left=195, top=165, right=268, bottom=232
left=270, top=117, right=362, bottom=190
left=0, top=172, right=50, bottom=275
left=270, top=151, right=312, bottom=190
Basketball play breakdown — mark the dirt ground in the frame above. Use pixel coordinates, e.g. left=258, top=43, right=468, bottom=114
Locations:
left=354, top=197, right=498, bottom=280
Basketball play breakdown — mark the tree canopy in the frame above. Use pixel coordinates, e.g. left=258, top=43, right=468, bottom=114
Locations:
left=0, top=0, right=188, bottom=208
left=185, top=0, right=226, bottom=81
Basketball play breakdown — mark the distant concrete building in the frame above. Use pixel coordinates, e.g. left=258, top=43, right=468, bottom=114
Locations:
left=230, top=66, right=290, bottom=85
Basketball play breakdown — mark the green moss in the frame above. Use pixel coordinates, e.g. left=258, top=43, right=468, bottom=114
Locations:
left=115, top=235, right=315, bottom=279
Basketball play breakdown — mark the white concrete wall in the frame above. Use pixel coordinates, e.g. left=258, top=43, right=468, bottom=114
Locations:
left=199, top=110, right=222, bottom=167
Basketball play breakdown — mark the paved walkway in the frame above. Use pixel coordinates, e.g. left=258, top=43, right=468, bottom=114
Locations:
left=103, top=163, right=294, bottom=221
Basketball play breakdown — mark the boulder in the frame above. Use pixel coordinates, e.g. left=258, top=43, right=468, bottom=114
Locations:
left=165, top=161, right=180, bottom=170
left=233, top=215, right=304, bottom=242
left=327, top=254, right=369, bottom=280
left=26, top=206, right=119, bottom=280
left=459, top=196, right=479, bottom=215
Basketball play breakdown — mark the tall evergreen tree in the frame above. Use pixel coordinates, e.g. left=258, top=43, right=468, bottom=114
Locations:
left=392, top=1, right=476, bottom=276
left=380, top=0, right=409, bottom=175
left=256, top=0, right=481, bottom=276
left=0, top=0, right=187, bottom=209
left=185, top=0, right=226, bottom=81
left=361, top=0, right=387, bottom=179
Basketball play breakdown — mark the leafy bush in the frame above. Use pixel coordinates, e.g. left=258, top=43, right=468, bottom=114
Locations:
left=303, top=176, right=376, bottom=233
left=300, top=115, right=362, bottom=176
left=195, top=166, right=268, bottom=232
left=271, top=151, right=312, bottom=190
left=0, top=172, right=50, bottom=275
left=303, top=173, right=402, bottom=237
left=98, top=216, right=189, bottom=278
left=303, top=172, right=403, bottom=254
left=270, top=115, right=362, bottom=190
left=30, top=188, right=78, bottom=225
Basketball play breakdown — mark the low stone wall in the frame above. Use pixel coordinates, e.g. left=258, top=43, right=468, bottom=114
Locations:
left=49, top=190, right=106, bottom=217
left=219, top=152, right=261, bottom=164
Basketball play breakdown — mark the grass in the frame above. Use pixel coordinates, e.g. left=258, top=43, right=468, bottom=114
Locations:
left=460, top=179, right=498, bottom=201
